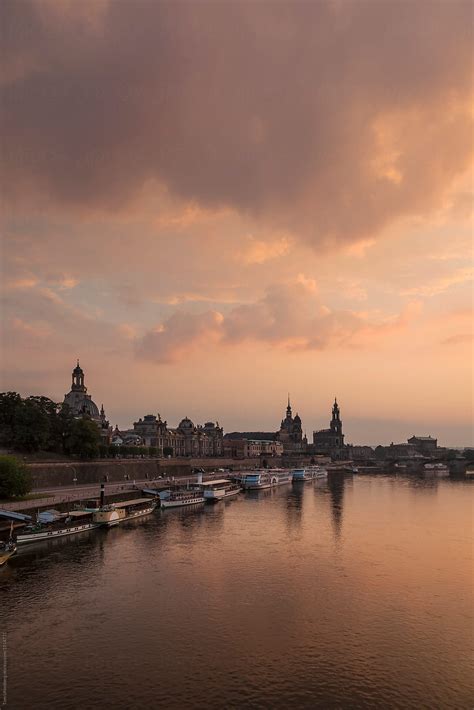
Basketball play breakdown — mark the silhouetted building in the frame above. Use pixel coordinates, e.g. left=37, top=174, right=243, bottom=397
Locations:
left=277, top=396, right=306, bottom=452
left=345, top=444, right=375, bottom=461
left=223, top=438, right=283, bottom=458
left=374, top=443, right=418, bottom=460
left=408, top=435, right=437, bottom=454
left=133, top=413, right=223, bottom=456
left=313, top=398, right=345, bottom=459
left=63, top=361, right=111, bottom=441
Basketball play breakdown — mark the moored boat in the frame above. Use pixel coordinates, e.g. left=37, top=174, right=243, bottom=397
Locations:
left=0, top=523, right=17, bottom=566
left=93, top=498, right=157, bottom=527
left=16, top=509, right=99, bottom=545
left=423, top=463, right=449, bottom=477
left=199, top=479, right=242, bottom=502
left=159, top=489, right=205, bottom=509
left=240, top=469, right=292, bottom=490
left=292, top=465, right=328, bottom=482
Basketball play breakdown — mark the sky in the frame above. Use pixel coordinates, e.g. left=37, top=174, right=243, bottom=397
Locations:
left=1, top=0, right=473, bottom=446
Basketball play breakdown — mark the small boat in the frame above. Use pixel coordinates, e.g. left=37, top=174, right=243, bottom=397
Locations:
left=0, top=523, right=17, bottom=566
left=198, top=479, right=242, bottom=502
left=16, top=509, right=99, bottom=545
left=239, top=469, right=293, bottom=490
left=159, top=489, right=205, bottom=508
left=292, top=466, right=328, bottom=482
left=423, top=463, right=449, bottom=477
left=93, top=498, right=157, bottom=527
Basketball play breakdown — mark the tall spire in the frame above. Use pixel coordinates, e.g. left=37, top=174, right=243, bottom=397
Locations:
left=286, top=394, right=292, bottom=418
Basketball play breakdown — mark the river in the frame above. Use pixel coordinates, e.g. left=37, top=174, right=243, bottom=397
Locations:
left=1, top=473, right=472, bottom=709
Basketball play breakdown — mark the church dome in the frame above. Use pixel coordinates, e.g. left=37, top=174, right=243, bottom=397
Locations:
left=80, top=398, right=100, bottom=418
left=178, top=417, right=194, bottom=430
left=63, top=391, right=100, bottom=419
left=294, top=414, right=301, bottom=423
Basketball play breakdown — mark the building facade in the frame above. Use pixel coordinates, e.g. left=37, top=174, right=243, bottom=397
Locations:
left=132, top=414, right=224, bottom=457
left=313, top=399, right=345, bottom=459
left=276, top=397, right=306, bottom=452
left=63, top=361, right=111, bottom=441
left=407, top=435, right=438, bottom=455
left=223, top=438, right=283, bottom=459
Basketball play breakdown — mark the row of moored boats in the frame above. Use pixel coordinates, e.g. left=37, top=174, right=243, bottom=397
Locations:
left=0, top=466, right=328, bottom=564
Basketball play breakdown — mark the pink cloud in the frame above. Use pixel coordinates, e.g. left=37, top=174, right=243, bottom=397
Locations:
left=1, top=1, right=472, bottom=250
left=136, top=279, right=424, bottom=363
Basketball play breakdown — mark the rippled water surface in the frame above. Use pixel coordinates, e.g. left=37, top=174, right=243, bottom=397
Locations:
left=1, top=474, right=473, bottom=709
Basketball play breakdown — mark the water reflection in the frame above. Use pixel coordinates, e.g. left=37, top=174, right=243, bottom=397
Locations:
left=281, top=483, right=303, bottom=532
left=327, top=473, right=345, bottom=541
left=1, top=476, right=472, bottom=710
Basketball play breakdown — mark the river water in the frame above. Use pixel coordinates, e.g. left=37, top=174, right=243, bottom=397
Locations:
left=1, top=474, right=472, bottom=709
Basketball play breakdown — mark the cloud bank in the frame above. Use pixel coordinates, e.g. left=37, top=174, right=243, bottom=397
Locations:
left=2, top=0, right=472, bottom=249
left=136, top=278, right=423, bottom=363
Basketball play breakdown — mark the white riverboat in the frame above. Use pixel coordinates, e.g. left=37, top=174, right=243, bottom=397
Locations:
left=292, top=465, right=328, bottom=482
left=17, top=497, right=157, bottom=542
left=159, top=490, right=205, bottom=509
left=199, top=479, right=242, bottom=502
left=16, top=510, right=99, bottom=545
left=240, top=469, right=293, bottom=490
left=93, top=498, right=157, bottom=527
left=423, top=463, right=449, bottom=477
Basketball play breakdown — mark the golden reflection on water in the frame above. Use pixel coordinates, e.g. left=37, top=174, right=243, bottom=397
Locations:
left=1, top=474, right=473, bottom=709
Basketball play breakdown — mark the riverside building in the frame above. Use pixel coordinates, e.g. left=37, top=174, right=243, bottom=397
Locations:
left=63, top=361, right=111, bottom=441
left=132, top=413, right=224, bottom=457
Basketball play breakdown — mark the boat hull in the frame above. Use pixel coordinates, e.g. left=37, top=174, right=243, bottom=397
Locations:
left=204, top=489, right=227, bottom=502
left=17, top=522, right=98, bottom=545
left=241, top=471, right=292, bottom=490
left=94, top=503, right=156, bottom=527
left=0, top=545, right=17, bottom=565
left=160, top=496, right=204, bottom=509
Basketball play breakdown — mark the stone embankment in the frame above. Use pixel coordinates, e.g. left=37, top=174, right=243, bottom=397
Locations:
left=25, top=457, right=262, bottom=489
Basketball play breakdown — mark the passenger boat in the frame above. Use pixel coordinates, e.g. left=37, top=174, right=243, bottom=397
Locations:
left=93, top=498, right=157, bottom=527
left=198, top=479, right=242, bottom=502
left=423, top=463, right=449, bottom=477
left=292, top=465, right=328, bottom=482
left=240, top=469, right=293, bottom=490
left=159, top=489, right=205, bottom=508
left=16, top=509, right=99, bottom=545
left=0, top=523, right=17, bottom=566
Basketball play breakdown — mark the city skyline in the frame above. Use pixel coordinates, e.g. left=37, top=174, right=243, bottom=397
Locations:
left=5, top=359, right=470, bottom=449
left=1, top=1, right=472, bottom=447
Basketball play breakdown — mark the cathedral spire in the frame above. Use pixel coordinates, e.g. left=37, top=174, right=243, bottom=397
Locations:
left=286, top=394, right=292, bottom=418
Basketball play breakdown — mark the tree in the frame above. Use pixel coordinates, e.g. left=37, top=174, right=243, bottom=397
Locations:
left=53, top=403, right=76, bottom=454
left=149, top=446, right=157, bottom=458
left=66, top=418, right=101, bottom=460
left=12, top=397, right=52, bottom=452
left=98, top=444, right=109, bottom=458
left=0, top=392, right=23, bottom=447
left=163, top=446, right=173, bottom=457
left=0, top=455, right=32, bottom=498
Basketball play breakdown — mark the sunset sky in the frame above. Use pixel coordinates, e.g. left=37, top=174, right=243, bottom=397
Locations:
left=1, top=0, right=473, bottom=446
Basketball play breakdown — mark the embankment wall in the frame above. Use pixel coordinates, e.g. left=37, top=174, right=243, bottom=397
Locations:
left=26, top=457, right=261, bottom=488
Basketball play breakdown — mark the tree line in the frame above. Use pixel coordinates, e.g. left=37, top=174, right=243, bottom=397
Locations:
left=0, top=392, right=104, bottom=458
left=0, top=392, right=170, bottom=461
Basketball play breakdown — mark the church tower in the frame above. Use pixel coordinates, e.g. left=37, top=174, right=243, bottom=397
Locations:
left=330, top=398, right=342, bottom=435
left=71, top=360, right=86, bottom=393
